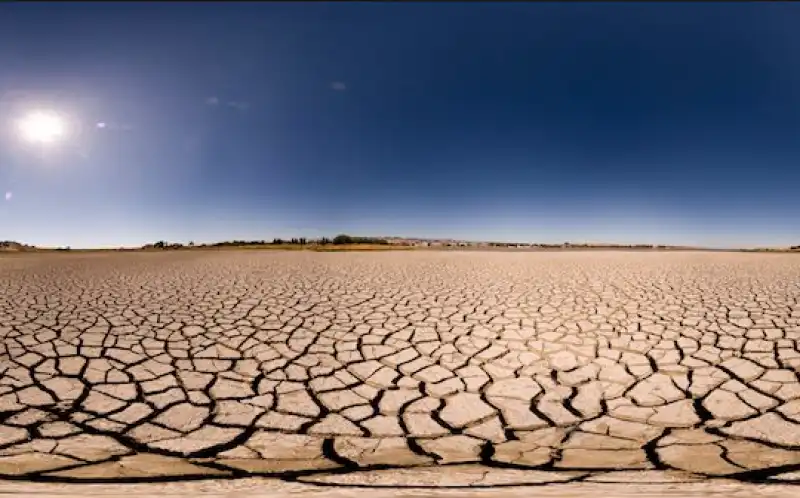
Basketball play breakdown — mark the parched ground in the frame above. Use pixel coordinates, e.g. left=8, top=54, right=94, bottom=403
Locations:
left=1, top=250, right=799, bottom=496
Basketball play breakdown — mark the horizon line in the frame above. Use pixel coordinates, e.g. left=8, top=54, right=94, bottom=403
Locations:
left=3, top=237, right=799, bottom=252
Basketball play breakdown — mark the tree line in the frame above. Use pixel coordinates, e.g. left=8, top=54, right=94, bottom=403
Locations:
left=141, top=234, right=389, bottom=250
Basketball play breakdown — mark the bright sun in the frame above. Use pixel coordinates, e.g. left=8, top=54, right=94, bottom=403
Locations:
left=17, top=111, right=66, bottom=144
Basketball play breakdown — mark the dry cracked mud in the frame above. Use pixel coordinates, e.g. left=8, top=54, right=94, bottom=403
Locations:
left=1, top=250, right=799, bottom=496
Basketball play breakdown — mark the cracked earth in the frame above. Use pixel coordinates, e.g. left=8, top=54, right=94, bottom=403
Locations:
left=1, top=250, right=799, bottom=495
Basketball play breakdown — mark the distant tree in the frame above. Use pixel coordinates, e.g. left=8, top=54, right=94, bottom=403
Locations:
left=333, top=234, right=353, bottom=245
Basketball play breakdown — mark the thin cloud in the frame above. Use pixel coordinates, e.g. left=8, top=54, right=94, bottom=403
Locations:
left=206, top=96, right=250, bottom=111
left=95, top=121, right=134, bottom=131
left=227, top=100, right=250, bottom=111
left=4, top=192, right=12, bottom=201
left=331, top=81, right=347, bottom=91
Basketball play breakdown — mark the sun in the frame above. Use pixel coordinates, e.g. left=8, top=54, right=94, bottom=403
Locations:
left=17, top=111, right=66, bottom=144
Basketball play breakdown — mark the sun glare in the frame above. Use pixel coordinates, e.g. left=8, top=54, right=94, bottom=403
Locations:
left=17, top=111, right=66, bottom=144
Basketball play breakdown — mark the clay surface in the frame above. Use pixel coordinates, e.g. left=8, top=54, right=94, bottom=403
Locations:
left=1, top=250, right=799, bottom=495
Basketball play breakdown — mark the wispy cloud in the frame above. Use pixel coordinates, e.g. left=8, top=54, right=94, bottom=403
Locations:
left=331, top=81, right=347, bottom=91
left=206, top=96, right=250, bottom=111
left=227, top=100, right=250, bottom=111
left=95, top=121, right=134, bottom=131
left=4, top=191, right=12, bottom=201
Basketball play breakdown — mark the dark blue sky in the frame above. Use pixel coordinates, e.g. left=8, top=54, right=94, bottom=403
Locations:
left=1, top=3, right=799, bottom=248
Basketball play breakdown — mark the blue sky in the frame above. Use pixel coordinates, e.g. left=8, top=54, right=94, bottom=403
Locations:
left=1, top=3, right=798, bottom=248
